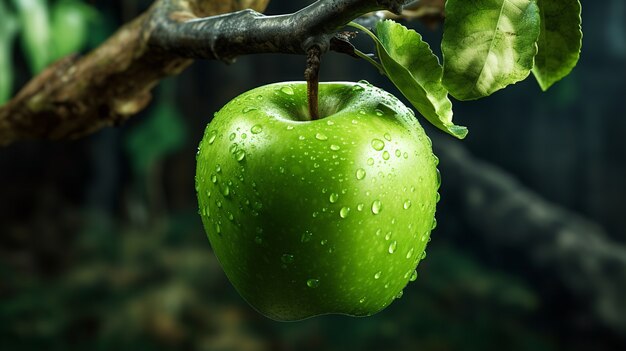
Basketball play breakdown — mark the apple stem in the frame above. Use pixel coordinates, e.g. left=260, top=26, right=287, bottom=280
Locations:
left=304, top=45, right=321, bottom=121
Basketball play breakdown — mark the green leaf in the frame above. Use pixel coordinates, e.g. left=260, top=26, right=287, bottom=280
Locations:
left=125, top=99, right=187, bottom=177
left=50, top=0, right=99, bottom=60
left=350, top=20, right=467, bottom=139
left=12, top=0, right=51, bottom=74
left=0, top=1, right=20, bottom=104
left=442, top=0, right=541, bottom=100
left=532, top=0, right=582, bottom=91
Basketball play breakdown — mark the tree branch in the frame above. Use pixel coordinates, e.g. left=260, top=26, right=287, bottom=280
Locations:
left=0, top=0, right=408, bottom=146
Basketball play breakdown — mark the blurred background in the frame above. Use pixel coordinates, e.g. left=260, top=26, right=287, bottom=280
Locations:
left=1, top=0, right=625, bottom=350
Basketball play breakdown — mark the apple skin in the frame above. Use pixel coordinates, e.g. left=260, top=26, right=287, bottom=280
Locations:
left=196, top=81, right=439, bottom=321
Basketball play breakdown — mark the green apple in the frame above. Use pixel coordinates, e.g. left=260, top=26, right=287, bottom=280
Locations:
left=196, top=81, right=439, bottom=321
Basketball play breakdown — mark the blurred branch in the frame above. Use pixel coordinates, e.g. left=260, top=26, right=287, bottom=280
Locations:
left=434, top=135, right=626, bottom=333
left=0, top=0, right=409, bottom=146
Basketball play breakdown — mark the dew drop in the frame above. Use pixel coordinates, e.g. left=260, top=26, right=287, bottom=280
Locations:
left=339, top=207, right=350, bottom=218
left=251, top=124, right=263, bottom=134
left=436, top=169, right=441, bottom=187
left=357, top=203, right=364, bottom=211
left=214, top=222, right=221, bottom=235
left=395, top=149, right=402, bottom=157
left=383, top=133, right=392, bottom=141
left=315, top=133, right=328, bottom=141
left=403, top=152, right=408, bottom=159
left=431, top=218, right=438, bottom=230
left=330, top=144, right=340, bottom=151
left=229, top=132, right=236, bottom=141
left=375, top=109, right=383, bottom=116
left=210, top=174, right=217, bottom=183
left=298, top=135, right=305, bottom=141
left=359, top=297, right=366, bottom=303
left=385, top=232, right=392, bottom=240
left=371, top=200, right=382, bottom=214
left=388, top=241, right=397, bottom=253
left=436, top=192, right=441, bottom=203
left=396, top=290, right=404, bottom=299
left=207, top=130, right=217, bottom=144
left=433, top=154, right=440, bottom=166
left=221, top=185, right=230, bottom=197
left=352, top=84, right=365, bottom=92
left=374, top=271, right=382, bottom=279
left=409, top=270, right=418, bottom=281
left=306, top=278, right=320, bottom=288
left=355, top=168, right=366, bottom=180
left=243, top=107, right=257, bottom=113
left=371, top=139, right=385, bottom=151
left=406, top=247, right=414, bottom=259
left=281, top=254, right=294, bottom=264
left=320, top=239, right=328, bottom=245
left=367, top=158, right=375, bottom=166
left=280, top=86, right=294, bottom=95
left=301, top=230, right=313, bottom=243
left=403, top=200, right=412, bottom=209
left=326, top=120, right=335, bottom=126
left=286, top=125, right=294, bottom=130
left=382, top=151, right=390, bottom=160
left=235, top=149, right=246, bottom=161
left=329, top=193, right=339, bottom=203
left=254, top=236, right=263, bottom=244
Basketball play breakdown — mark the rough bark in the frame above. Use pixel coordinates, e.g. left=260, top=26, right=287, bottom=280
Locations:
left=0, top=0, right=409, bottom=146
left=434, top=135, right=626, bottom=333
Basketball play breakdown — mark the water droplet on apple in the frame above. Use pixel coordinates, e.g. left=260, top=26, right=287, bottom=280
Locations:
left=357, top=203, right=364, bottom=211
left=281, top=254, right=294, bottom=264
left=215, top=222, right=221, bottom=235
left=251, top=124, right=263, bottom=134
left=352, top=84, right=365, bottom=92
left=436, top=192, right=441, bottom=203
left=409, top=270, right=418, bottom=281
left=298, top=135, right=305, bottom=141
left=374, top=271, right=382, bottom=279
left=358, top=79, right=371, bottom=86
left=221, top=185, right=230, bottom=197
left=315, top=133, right=328, bottom=141
left=339, top=206, right=350, bottom=218
left=406, top=247, right=414, bottom=259
left=431, top=218, right=437, bottom=230
left=395, top=149, right=401, bottom=157
left=320, top=239, right=328, bottom=245
left=436, top=169, right=441, bottom=188
left=420, top=251, right=427, bottom=260
left=388, top=241, right=397, bottom=253
left=367, top=158, right=374, bottom=166
left=382, top=151, right=390, bottom=160
left=330, top=144, right=340, bottom=151
left=234, top=149, right=246, bottom=161
left=329, top=193, right=339, bottom=203
left=403, top=200, right=412, bottom=209
left=403, top=152, right=408, bottom=159
left=355, top=168, right=366, bottom=180
left=384, top=133, right=392, bottom=141
left=301, top=230, right=313, bottom=243
left=351, top=120, right=358, bottom=124
left=207, top=130, right=217, bottom=144
left=254, top=236, right=262, bottom=244
left=375, top=228, right=382, bottom=236
left=306, top=279, right=320, bottom=288
left=229, top=132, right=236, bottom=141
left=371, top=139, right=385, bottom=151
left=375, top=109, right=383, bottom=116
left=371, top=200, right=382, bottom=214
left=396, top=290, right=404, bottom=299
left=210, top=174, right=217, bottom=183
left=286, top=125, right=294, bottom=130
left=433, top=154, right=440, bottom=165
left=243, top=107, right=257, bottom=113
left=326, top=120, right=335, bottom=126
left=385, top=232, right=392, bottom=240
left=280, top=86, right=295, bottom=95
left=359, top=297, right=366, bottom=303
left=216, top=200, right=222, bottom=208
